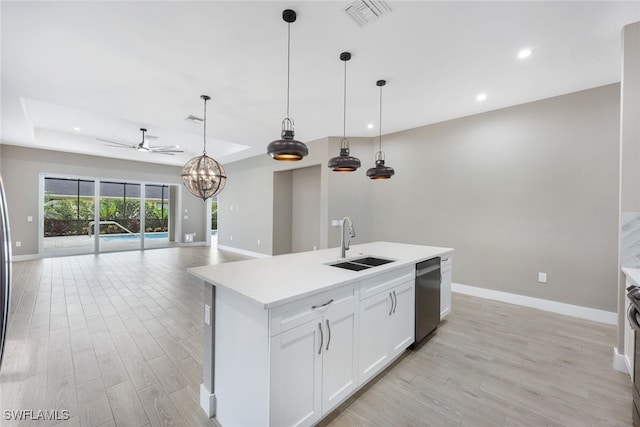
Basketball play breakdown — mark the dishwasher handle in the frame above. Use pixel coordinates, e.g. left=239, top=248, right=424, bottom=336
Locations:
left=416, top=265, right=440, bottom=276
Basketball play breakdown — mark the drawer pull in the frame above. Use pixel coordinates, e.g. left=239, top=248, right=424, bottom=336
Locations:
left=312, top=299, right=334, bottom=310
left=326, top=319, right=331, bottom=351
left=318, top=322, right=323, bottom=355
left=392, top=290, right=397, bottom=314
left=389, top=293, right=394, bottom=316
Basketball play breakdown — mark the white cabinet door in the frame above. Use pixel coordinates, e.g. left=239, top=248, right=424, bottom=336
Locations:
left=270, top=319, right=322, bottom=427
left=388, top=280, right=415, bottom=357
left=358, top=290, right=392, bottom=384
left=321, top=305, right=357, bottom=413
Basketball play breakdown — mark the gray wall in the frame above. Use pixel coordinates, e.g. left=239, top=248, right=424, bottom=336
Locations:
left=291, top=165, right=321, bottom=253
left=217, top=85, right=620, bottom=312
left=219, top=137, right=331, bottom=255
left=370, top=84, right=620, bottom=312
left=272, top=170, right=293, bottom=255
left=0, top=144, right=208, bottom=256
left=326, top=137, right=374, bottom=249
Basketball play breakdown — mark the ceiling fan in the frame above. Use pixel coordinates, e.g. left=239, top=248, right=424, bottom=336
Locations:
left=98, top=128, right=184, bottom=155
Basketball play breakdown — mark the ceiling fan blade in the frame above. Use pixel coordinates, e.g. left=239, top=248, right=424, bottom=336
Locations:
left=152, top=148, right=184, bottom=153
left=103, top=144, right=135, bottom=150
left=98, top=139, right=136, bottom=148
left=150, top=145, right=179, bottom=150
left=154, top=152, right=176, bottom=156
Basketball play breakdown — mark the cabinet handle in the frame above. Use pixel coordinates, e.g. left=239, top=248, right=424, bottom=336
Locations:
left=392, top=290, right=397, bottom=314
left=628, top=305, right=640, bottom=332
left=318, top=322, right=323, bottom=355
left=389, top=293, right=394, bottom=316
left=325, top=319, right=331, bottom=351
left=312, top=299, right=334, bottom=310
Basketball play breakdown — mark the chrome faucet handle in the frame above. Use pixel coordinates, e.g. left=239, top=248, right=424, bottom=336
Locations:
left=349, top=225, right=356, bottom=238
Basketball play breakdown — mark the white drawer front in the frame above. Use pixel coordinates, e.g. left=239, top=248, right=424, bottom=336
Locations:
left=359, top=266, right=414, bottom=301
left=270, top=284, right=356, bottom=336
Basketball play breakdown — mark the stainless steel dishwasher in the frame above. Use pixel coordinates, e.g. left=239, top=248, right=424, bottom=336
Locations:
left=414, top=257, right=441, bottom=346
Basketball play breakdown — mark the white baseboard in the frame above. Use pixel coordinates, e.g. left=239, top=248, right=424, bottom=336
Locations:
left=178, top=241, right=208, bottom=247
left=199, top=383, right=216, bottom=417
left=217, top=244, right=271, bottom=259
left=613, top=346, right=632, bottom=376
left=440, top=307, right=451, bottom=320
left=12, top=253, right=40, bottom=262
left=452, top=282, right=617, bottom=325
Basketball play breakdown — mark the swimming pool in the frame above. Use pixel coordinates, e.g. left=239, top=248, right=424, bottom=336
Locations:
left=101, top=232, right=168, bottom=241
left=101, top=230, right=218, bottom=241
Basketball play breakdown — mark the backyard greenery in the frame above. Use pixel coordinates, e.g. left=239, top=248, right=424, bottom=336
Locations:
left=44, top=194, right=169, bottom=237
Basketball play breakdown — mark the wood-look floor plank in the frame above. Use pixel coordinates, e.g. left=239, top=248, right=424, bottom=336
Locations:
left=105, top=380, right=149, bottom=427
left=121, top=352, right=159, bottom=391
left=95, top=352, right=129, bottom=388
left=137, top=383, right=186, bottom=427
left=148, top=355, right=189, bottom=394
left=76, top=378, right=113, bottom=427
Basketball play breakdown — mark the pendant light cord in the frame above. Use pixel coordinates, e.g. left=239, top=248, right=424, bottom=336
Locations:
left=343, top=58, right=347, bottom=139
left=203, top=97, right=208, bottom=155
left=286, top=22, right=291, bottom=119
left=379, top=84, right=383, bottom=152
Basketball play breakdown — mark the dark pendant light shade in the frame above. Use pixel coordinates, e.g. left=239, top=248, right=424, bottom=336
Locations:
left=366, top=79, right=395, bottom=180
left=366, top=151, right=395, bottom=179
left=181, top=95, right=227, bottom=201
left=268, top=9, right=308, bottom=161
left=329, top=52, right=361, bottom=172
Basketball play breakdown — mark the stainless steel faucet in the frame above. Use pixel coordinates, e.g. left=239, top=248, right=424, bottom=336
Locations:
left=340, top=217, right=356, bottom=258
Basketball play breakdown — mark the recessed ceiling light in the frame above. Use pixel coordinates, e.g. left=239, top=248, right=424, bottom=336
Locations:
left=367, top=123, right=374, bottom=129
left=518, top=48, right=532, bottom=59
left=476, top=93, right=487, bottom=102
left=73, top=127, right=81, bottom=131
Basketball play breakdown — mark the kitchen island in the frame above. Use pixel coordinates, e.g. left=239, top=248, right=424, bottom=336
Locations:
left=188, top=241, right=454, bottom=427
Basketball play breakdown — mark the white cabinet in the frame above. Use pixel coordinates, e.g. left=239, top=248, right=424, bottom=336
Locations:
left=270, top=290, right=357, bottom=427
left=270, top=319, right=322, bottom=427
left=440, top=256, right=452, bottom=319
left=388, top=280, right=415, bottom=355
left=321, top=305, right=357, bottom=413
left=358, top=277, right=415, bottom=385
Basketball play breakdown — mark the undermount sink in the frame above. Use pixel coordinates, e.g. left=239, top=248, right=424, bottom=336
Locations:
left=328, top=256, right=395, bottom=271
left=349, top=256, right=394, bottom=267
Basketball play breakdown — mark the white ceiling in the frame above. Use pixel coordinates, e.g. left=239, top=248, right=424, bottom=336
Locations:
left=2, top=1, right=640, bottom=167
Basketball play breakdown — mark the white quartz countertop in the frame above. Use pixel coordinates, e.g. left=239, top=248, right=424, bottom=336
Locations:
left=188, top=241, right=454, bottom=308
left=623, top=267, right=640, bottom=286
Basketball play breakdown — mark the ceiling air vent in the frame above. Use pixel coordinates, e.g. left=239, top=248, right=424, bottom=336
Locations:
left=186, top=115, right=204, bottom=124
left=344, top=0, right=391, bottom=27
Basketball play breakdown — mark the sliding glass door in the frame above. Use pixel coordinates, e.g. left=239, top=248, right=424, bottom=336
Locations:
left=143, top=184, right=173, bottom=249
left=42, top=176, right=178, bottom=256
left=43, top=177, right=96, bottom=257
left=99, top=181, right=142, bottom=253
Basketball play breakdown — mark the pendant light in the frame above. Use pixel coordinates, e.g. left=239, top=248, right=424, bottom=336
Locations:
left=181, top=95, right=227, bottom=201
left=366, top=80, right=395, bottom=180
left=267, top=9, right=308, bottom=161
left=328, top=52, right=361, bottom=172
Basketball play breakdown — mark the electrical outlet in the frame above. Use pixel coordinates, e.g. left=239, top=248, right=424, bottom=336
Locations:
left=15, top=241, right=21, bottom=247
left=27, top=216, right=33, bottom=222
left=331, top=220, right=340, bottom=226
left=230, top=235, right=233, bottom=241
left=257, top=239, right=261, bottom=246
left=538, top=272, right=547, bottom=283
left=204, top=304, right=211, bottom=325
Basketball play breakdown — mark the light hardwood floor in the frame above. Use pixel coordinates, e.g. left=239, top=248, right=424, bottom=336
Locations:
left=0, top=247, right=633, bottom=427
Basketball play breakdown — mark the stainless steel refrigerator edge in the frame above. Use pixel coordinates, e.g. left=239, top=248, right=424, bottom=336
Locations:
left=0, top=177, right=12, bottom=369
left=414, top=257, right=440, bottom=345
